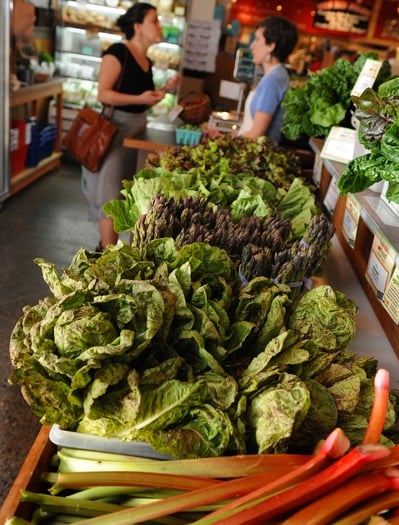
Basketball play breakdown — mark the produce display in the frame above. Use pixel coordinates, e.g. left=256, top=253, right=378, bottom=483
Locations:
left=7, top=371, right=399, bottom=524
left=281, top=52, right=392, bottom=141
left=7, top=128, right=399, bottom=524
left=8, top=239, right=399, bottom=461
left=146, top=134, right=303, bottom=189
left=104, top=135, right=313, bottom=240
left=338, top=77, right=399, bottom=204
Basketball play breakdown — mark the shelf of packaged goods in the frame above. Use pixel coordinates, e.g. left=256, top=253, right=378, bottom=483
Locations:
left=10, top=78, right=64, bottom=195
left=309, top=137, right=399, bottom=359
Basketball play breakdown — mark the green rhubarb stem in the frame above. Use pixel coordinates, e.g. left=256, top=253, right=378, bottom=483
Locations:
left=20, top=490, right=124, bottom=517
left=65, top=427, right=349, bottom=525
left=193, top=426, right=350, bottom=524
left=332, top=484, right=399, bottom=525
left=281, top=468, right=399, bottom=524
left=200, top=443, right=391, bottom=525
left=57, top=447, right=309, bottom=478
left=49, top=470, right=221, bottom=496
left=62, top=468, right=295, bottom=525
left=362, top=368, right=390, bottom=445
left=5, top=518, right=33, bottom=525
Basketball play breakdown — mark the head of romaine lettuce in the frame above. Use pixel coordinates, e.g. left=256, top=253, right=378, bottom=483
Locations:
left=54, top=305, right=118, bottom=358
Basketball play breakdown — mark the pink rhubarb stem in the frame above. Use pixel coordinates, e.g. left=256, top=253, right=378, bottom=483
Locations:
left=193, top=427, right=350, bottom=525
left=362, top=368, right=390, bottom=445
left=281, top=468, right=399, bottom=525
left=202, top=443, right=391, bottom=525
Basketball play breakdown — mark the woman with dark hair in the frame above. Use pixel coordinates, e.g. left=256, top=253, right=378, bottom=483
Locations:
left=81, top=2, right=180, bottom=250
left=238, top=16, right=298, bottom=144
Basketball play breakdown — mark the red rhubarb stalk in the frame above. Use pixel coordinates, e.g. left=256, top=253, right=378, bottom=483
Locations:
left=193, top=427, right=350, bottom=524
left=332, top=483, right=399, bottom=525
left=362, top=368, right=390, bottom=445
left=281, top=468, right=399, bottom=525
left=198, top=443, right=391, bottom=525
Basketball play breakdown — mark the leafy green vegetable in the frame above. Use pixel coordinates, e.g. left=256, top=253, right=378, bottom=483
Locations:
left=338, top=77, right=399, bottom=202
left=8, top=241, right=399, bottom=457
left=282, top=52, right=392, bottom=141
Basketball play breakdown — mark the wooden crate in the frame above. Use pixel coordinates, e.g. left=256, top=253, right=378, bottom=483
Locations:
left=0, top=426, right=55, bottom=523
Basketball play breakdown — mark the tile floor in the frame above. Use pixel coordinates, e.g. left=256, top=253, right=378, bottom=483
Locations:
left=0, top=159, right=98, bottom=505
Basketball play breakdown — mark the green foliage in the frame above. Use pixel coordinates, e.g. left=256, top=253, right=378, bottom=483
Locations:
left=9, top=240, right=399, bottom=456
left=338, top=77, right=399, bottom=202
left=282, top=53, right=392, bottom=140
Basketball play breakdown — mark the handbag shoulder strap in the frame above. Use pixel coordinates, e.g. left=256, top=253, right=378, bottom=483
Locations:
left=102, top=45, right=129, bottom=117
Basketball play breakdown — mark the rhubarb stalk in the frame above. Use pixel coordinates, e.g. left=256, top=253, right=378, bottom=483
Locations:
left=281, top=468, right=399, bottom=525
left=362, top=368, right=390, bottom=445
left=192, top=427, right=350, bottom=524
left=57, top=447, right=309, bottom=478
left=63, top=428, right=349, bottom=525
left=49, top=470, right=221, bottom=496
left=332, top=485, right=399, bottom=525
left=196, top=443, right=391, bottom=525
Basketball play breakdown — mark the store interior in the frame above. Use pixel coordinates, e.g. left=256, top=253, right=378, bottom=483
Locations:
left=2, top=0, right=399, bottom=517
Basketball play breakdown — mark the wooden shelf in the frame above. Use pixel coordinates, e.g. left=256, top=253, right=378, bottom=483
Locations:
left=10, top=79, right=64, bottom=195
left=310, top=138, right=399, bottom=359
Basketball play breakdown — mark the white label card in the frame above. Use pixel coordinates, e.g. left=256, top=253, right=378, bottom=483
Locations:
left=351, top=59, right=382, bottom=97
left=320, top=126, right=356, bottom=164
left=365, top=230, right=397, bottom=300
left=383, top=265, right=399, bottom=324
left=342, top=193, right=361, bottom=249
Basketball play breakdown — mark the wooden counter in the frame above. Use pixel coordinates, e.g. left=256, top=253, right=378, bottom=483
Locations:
left=123, top=125, right=176, bottom=152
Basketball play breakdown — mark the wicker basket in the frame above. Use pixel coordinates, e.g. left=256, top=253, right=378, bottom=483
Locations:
left=179, top=92, right=211, bottom=125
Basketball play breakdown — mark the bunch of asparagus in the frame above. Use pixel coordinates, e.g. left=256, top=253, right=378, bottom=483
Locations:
left=131, top=194, right=291, bottom=261
left=131, top=195, right=335, bottom=294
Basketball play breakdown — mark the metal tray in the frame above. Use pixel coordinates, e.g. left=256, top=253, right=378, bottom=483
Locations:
left=49, top=425, right=174, bottom=460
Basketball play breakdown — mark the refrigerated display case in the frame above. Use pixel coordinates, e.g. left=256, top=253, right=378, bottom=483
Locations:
left=0, top=0, right=11, bottom=205
left=53, top=0, right=188, bottom=133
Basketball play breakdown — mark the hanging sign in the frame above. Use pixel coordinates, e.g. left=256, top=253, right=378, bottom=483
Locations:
left=314, top=1, right=372, bottom=35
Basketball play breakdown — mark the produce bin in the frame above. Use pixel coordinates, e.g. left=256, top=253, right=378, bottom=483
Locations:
left=0, top=426, right=54, bottom=523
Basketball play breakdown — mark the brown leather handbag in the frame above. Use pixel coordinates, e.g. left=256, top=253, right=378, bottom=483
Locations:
left=63, top=47, right=127, bottom=172
left=63, top=105, right=118, bottom=172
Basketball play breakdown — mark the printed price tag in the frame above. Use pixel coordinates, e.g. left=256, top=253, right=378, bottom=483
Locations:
left=383, top=265, right=399, bottom=324
left=342, top=193, right=361, bottom=249
left=168, top=104, right=183, bottom=122
left=320, top=126, right=356, bottom=164
left=351, top=59, right=382, bottom=97
left=323, top=176, right=340, bottom=215
left=365, top=230, right=397, bottom=300
left=313, top=152, right=323, bottom=187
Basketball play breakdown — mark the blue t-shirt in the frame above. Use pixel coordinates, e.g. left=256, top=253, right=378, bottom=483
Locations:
left=250, top=63, right=290, bottom=144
